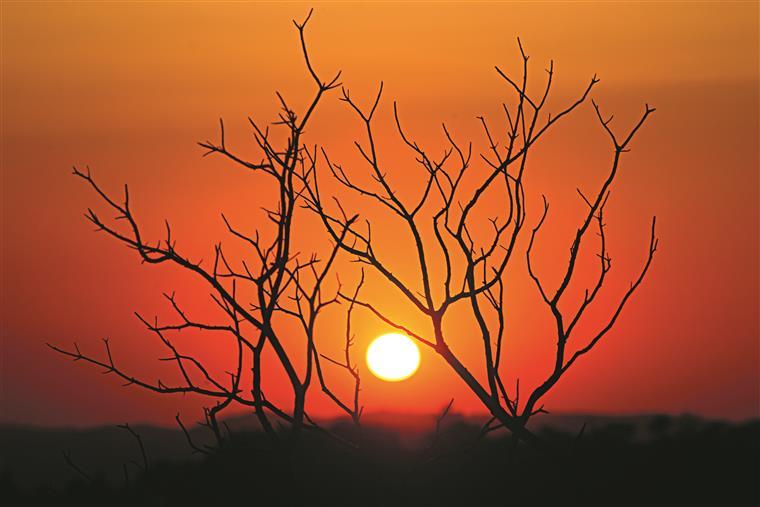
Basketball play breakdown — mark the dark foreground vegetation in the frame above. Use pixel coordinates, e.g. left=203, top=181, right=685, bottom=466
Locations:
left=2, top=414, right=758, bottom=506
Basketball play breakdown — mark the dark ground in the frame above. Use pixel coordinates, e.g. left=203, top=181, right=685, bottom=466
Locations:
left=1, top=413, right=758, bottom=506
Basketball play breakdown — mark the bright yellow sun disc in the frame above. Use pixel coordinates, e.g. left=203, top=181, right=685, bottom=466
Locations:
left=366, top=333, right=420, bottom=382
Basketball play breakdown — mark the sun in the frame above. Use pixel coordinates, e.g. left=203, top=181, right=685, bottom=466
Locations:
left=366, top=333, right=421, bottom=382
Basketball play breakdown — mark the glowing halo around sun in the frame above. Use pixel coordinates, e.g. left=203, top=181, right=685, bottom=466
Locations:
left=366, top=333, right=421, bottom=382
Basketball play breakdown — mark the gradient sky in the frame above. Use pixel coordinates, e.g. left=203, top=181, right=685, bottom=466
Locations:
left=1, top=1, right=758, bottom=427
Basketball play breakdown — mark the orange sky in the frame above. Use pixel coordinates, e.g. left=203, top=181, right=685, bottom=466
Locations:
left=1, top=2, right=758, bottom=426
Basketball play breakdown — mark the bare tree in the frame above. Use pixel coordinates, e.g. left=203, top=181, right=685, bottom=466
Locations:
left=50, top=12, right=657, bottom=450
left=48, top=10, right=363, bottom=444
left=303, top=39, right=657, bottom=446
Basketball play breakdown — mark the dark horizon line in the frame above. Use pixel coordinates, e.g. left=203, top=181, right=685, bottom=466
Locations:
left=2, top=409, right=757, bottom=432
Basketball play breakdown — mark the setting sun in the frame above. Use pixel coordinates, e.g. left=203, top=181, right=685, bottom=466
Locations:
left=366, top=333, right=421, bottom=382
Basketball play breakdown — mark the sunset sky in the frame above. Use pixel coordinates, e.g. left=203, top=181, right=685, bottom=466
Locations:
left=1, top=2, right=758, bottom=427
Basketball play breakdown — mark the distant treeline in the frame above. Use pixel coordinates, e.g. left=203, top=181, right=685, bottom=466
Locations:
left=1, top=414, right=758, bottom=506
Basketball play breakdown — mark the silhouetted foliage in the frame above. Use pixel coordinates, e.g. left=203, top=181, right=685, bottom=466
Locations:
left=3, top=416, right=758, bottom=506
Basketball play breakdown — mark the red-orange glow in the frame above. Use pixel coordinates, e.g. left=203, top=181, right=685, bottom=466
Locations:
left=1, top=2, right=757, bottom=426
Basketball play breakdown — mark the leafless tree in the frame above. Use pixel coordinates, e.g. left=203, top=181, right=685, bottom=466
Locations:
left=303, top=39, right=657, bottom=446
left=50, top=11, right=657, bottom=450
left=48, top=10, right=363, bottom=445
left=117, top=423, right=149, bottom=472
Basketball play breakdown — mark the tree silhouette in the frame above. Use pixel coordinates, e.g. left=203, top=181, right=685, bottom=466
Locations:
left=48, top=11, right=362, bottom=445
left=49, top=11, right=657, bottom=448
left=303, top=41, right=657, bottom=445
